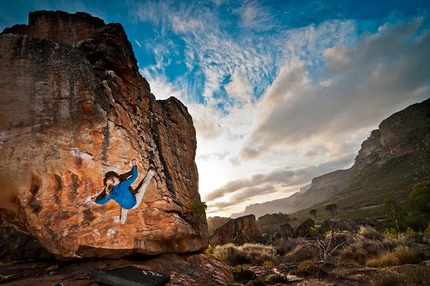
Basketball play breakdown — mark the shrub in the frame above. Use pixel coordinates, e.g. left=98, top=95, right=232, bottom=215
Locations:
left=359, top=225, right=382, bottom=241
left=282, top=243, right=319, bottom=263
left=425, top=223, right=430, bottom=237
left=339, top=244, right=367, bottom=265
left=272, top=237, right=298, bottom=256
left=309, top=226, right=319, bottom=237
left=403, top=265, right=430, bottom=285
left=366, top=252, right=399, bottom=268
left=393, top=245, right=420, bottom=265
left=212, top=243, right=277, bottom=266
left=233, top=267, right=255, bottom=284
left=371, top=270, right=401, bottom=286
left=205, top=243, right=215, bottom=254
left=366, top=245, right=421, bottom=267
left=212, top=243, right=247, bottom=265
left=382, top=232, right=414, bottom=250
left=240, top=243, right=277, bottom=257
left=296, top=260, right=327, bottom=278
left=385, top=227, right=398, bottom=239
left=239, top=243, right=277, bottom=266
left=190, top=197, right=207, bottom=226
left=264, top=273, right=288, bottom=284
left=263, top=260, right=274, bottom=268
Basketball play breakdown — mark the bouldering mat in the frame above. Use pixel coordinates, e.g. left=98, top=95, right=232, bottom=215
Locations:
left=90, top=266, right=170, bottom=286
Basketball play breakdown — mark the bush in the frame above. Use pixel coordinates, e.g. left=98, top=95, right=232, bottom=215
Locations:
left=382, top=232, right=414, bottom=250
left=264, top=273, right=288, bottom=284
left=296, top=260, right=327, bottom=278
left=403, top=265, right=430, bottom=285
left=425, top=223, right=430, bottom=237
left=393, top=245, right=421, bottom=265
left=233, top=267, right=255, bottom=285
left=272, top=237, right=298, bottom=256
left=212, top=243, right=277, bottom=266
left=366, top=252, right=399, bottom=268
left=345, top=229, right=384, bottom=261
left=205, top=243, right=215, bottom=254
left=282, top=243, right=319, bottom=263
left=339, top=244, right=368, bottom=265
left=309, top=227, right=319, bottom=237
left=371, top=270, right=401, bottom=286
left=359, top=226, right=383, bottom=241
left=366, top=245, right=421, bottom=267
left=263, top=260, right=274, bottom=268
left=212, top=243, right=247, bottom=265
left=385, top=227, right=398, bottom=239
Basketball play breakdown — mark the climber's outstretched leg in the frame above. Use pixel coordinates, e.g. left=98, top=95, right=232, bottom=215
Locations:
left=132, top=170, right=155, bottom=209
left=120, top=207, right=128, bottom=225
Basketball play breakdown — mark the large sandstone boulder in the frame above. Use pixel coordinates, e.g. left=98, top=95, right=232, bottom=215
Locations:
left=294, top=218, right=315, bottom=238
left=210, top=214, right=263, bottom=245
left=0, top=11, right=208, bottom=259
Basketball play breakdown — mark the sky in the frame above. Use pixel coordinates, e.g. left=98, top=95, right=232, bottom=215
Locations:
left=1, top=0, right=430, bottom=218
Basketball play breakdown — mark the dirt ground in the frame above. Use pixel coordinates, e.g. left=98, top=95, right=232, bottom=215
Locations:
left=1, top=258, right=430, bottom=285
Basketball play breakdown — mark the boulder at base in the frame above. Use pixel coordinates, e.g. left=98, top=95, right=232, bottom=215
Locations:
left=90, top=266, right=170, bottom=286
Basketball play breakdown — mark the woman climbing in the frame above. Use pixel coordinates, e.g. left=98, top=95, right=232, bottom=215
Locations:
left=95, top=158, right=155, bottom=224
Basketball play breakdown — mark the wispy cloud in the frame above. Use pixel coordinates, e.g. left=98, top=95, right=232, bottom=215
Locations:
left=240, top=17, right=430, bottom=160
left=129, top=2, right=430, bottom=216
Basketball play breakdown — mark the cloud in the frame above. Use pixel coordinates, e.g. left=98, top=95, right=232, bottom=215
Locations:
left=204, top=153, right=354, bottom=208
left=204, top=166, right=300, bottom=202
left=240, top=17, right=430, bottom=160
left=129, top=2, right=430, bottom=216
left=237, top=0, right=277, bottom=32
left=187, top=103, right=224, bottom=140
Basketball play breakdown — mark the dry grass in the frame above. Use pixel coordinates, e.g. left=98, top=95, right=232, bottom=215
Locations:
left=281, top=243, right=319, bottom=263
left=371, top=270, right=401, bottom=286
left=366, top=245, right=421, bottom=267
left=359, top=226, right=383, bottom=241
left=366, top=252, right=400, bottom=267
left=402, top=264, right=430, bottom=285
left=212, top=243, right=277, bottom=266
left=212, top=224, right=430, bottom=285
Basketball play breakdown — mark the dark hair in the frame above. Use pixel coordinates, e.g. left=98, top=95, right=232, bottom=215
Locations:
left=105, top=175, right=118, bottom=196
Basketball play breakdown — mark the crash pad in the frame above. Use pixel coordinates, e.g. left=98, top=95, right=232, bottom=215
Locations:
left=90, top=266, right=170, bottom=286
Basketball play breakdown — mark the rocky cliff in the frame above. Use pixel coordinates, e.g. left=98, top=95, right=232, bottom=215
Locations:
left=0, top=11, right=208, bottom=259
left=354, top=98, right=430, bottom=173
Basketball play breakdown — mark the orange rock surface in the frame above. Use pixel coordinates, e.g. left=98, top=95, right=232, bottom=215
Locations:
left=0, top=11, right=208, bottom=259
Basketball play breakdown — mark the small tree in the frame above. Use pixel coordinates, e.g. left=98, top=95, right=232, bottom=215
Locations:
left=409, top=180, right=430, bottom=213
left=310, top=209, right=317, bottom=219
left=383, top=198, right=403, bottom=231
left=325, top=204, right=338, bottom=217
left=191, top=197, right=207, bottom=227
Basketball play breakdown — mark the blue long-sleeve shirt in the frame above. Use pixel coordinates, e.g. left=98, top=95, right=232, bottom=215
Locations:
left=96, top=166, right=138, bottom=209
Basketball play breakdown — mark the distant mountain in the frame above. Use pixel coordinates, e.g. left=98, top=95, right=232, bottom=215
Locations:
left=233, top=98, right=430, bottom=219
left=231, top=184, right=311, bottom=219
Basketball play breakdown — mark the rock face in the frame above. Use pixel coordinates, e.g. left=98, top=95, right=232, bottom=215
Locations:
left=354, top=98, right=430, bottom=174
left=210, top=214, right=263, bottom=245
left=0, top=11, right=208, bottom=259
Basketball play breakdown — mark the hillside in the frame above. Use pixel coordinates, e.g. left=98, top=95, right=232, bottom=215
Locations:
left=291, top=98, right=430, bottom=221
left=233, top=98, right=430, bottom=220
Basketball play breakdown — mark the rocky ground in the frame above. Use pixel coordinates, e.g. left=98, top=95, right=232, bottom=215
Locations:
left=0, top=252, right=234, bottom=286
left=1, top=257, right=429, bottom=285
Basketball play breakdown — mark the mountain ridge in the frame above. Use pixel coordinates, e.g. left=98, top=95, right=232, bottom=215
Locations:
left=231, top=98, right=430, bottom=219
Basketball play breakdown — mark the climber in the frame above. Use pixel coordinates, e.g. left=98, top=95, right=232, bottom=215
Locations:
left=94, top=158, right=155, bottom=224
